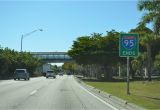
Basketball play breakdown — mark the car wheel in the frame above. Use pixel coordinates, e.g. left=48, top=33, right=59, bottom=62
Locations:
left=18, top=78, right=20, bottom=80
left=28, top=78, right=30, bottom=80
left=14, top=78, right=16, bottom=80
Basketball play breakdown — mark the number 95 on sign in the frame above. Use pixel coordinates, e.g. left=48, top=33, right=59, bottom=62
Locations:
left=119, top=34, right=139, bottom=57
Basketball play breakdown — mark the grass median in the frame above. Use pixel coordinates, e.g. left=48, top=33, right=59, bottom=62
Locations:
left=84, top=78, right=160, bottom=109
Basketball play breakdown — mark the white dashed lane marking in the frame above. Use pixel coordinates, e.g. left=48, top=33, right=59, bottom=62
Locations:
left=30, top=90, right=37, bottom=96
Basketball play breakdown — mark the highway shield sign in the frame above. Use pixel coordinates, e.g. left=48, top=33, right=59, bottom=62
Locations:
left=119, top=34, right=139, bottom=57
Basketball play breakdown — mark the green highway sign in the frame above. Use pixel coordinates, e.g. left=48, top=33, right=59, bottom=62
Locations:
left=119, top=34, right=139, bottom=57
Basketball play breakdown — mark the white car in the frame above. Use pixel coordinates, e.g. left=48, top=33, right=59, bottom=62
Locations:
left=46, top=70, right=56, bottom=79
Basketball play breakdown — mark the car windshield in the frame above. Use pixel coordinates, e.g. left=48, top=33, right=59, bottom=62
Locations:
left=1, top=1, right=160, bottom=110
left=47, top=71, right=53, bottom=73
left=15, top=70, right=25, bottom=73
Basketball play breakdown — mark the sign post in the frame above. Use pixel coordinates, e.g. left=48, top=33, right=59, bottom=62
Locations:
left=119, top=34, right=139, bottom=95
left=127, top=56, right=130, bottom=95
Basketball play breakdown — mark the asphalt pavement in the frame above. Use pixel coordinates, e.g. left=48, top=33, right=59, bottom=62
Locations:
left=0, top=75, right=119, bottom=110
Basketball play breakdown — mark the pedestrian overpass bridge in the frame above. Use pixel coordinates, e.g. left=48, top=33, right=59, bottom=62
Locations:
left=30, top=52, right=73, bottom=63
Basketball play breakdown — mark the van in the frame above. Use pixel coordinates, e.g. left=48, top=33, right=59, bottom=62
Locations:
left=14, top=69, right=30, bottom=80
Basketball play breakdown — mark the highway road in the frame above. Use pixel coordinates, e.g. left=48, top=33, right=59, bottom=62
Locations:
left=0, top=75, right=118, bottom=110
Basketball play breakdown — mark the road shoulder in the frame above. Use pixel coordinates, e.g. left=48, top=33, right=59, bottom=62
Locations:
left=74, top=76, right=145, bottom=110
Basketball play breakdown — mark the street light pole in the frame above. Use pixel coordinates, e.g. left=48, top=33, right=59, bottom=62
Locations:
left=21, top=35, right=23, bottom=52
left=20, top=29, right=43, bottom=52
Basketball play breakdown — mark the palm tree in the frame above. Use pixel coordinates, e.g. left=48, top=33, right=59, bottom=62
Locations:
left=130, top=24, right=154, bottom=81
left=138, top=0, right=160, bottom=35
left=137, top=0, right=160, bottom=81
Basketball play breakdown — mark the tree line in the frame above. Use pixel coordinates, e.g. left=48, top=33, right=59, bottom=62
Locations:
left=0, top=46, right=42, bottom=79
left=65, top=0, right=160, bottom=81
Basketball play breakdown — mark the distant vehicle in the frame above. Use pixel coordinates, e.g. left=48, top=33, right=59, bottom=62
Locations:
left=14, top=69, right=30, bottom=80
left=152, top=69, right=160, bottom=76
left=42, top=64, right=52, bottom=76
left=58, top=72, right=63, bottom=76
left=46, top=70, right=56, bottom=79
left=67, top=72, right=73, bottom=75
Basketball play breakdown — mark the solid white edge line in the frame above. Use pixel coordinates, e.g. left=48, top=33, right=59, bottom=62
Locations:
left=78, top=84, right=119, bottom=110
left=30, top=90, right=37, bottom=95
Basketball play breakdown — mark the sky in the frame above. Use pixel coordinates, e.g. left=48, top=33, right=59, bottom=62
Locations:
left=0, top=0, right=147, bottom=53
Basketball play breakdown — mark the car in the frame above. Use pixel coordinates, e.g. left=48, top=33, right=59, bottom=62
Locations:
left=67, top=72, right=72, bottom=75
left=46, top=70, right=56, bottom=79
left=58, top=72, right=63, bottom=76
left=14, top=69, right=30, bottom=80
left=152, top=69, right=160, bottom=76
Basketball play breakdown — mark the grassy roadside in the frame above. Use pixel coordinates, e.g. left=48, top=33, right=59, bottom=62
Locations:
left=84, top=79, right=160, bottom=109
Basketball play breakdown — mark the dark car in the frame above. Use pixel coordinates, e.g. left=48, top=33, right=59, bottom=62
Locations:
left=14, top=69, right=30, bottom=80
left=152, top=69, right=160, bottom=76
